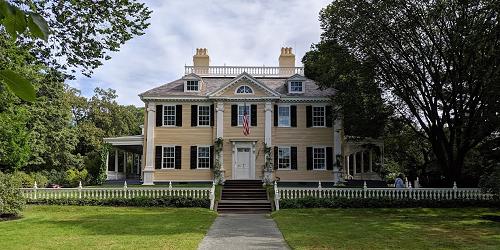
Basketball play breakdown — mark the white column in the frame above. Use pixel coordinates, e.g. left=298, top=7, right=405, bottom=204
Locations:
left=123, top=152, right=127, bottom=178
left=216, top=102, right=224, bottom=171
left=143, top=102, right=156, bottom=185
left=353, top=152, right=357, bottom=175
left=105, top=151, right=110, bottom=180
left=346, top=155, right=350, bottom=177
left=333, top=119, right=342, bottom=183
left=361, top=151, right=364, bottom=173
left=264, top=102, right=272, bottom=145
left=216, top=102, right=224, bottom=138
left=114, top=149, right=118, bottom=180
left=369, top=149, right=373, bottom=172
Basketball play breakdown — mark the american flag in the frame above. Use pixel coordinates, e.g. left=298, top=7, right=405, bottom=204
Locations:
left=242, top=107, right=250, bottom=136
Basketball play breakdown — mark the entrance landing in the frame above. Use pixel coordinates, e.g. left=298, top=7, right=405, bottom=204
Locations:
left=198, top=214, right=289, bottom=250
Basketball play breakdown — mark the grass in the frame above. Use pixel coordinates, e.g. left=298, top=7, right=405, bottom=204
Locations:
left=273, top=208, right=500, bottom=250
left=0, top=205, right=217, bottom=250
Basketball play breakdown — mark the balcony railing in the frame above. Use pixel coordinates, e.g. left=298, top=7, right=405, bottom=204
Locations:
left=185, top=66, right=304, bottom=77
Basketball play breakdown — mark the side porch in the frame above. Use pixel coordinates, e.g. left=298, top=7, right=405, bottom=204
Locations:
left=103, top=135, right=144, bottom=182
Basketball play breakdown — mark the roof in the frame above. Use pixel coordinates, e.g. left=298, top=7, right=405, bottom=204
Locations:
left=139, top=74, right=334, bottom=99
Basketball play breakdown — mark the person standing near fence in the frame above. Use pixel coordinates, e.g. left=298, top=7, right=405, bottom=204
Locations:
left=394, top=174, right=405, bottom=188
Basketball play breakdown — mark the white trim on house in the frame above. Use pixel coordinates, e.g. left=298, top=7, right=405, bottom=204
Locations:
left=234, top=85, right=254, bottom=95
left=208, top=72, right=281, bottom=97
left=312, top=105, right=327, bottom=128
left=162, top=104, right=177, bottom=127
left=197, top=105, right=211, bottom=127
left=277, top=104, right=291, bottom=127
left=184, top=80, right=200, bottom=92
left=277, top=146, right=292, bottom=170
left=160, top=145, right=177, bottom=170
left=288, top=81, right=305, bottom=94
left=103, top=135, right=144, bottom=146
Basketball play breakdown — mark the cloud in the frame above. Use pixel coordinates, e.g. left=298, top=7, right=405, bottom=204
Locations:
left=69, top=0, right=330, bottom=106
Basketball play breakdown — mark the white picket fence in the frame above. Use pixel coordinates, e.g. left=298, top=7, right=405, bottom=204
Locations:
left=273, top=181, right=491, bottom=211
left=21, top=181, right=216, bottom=210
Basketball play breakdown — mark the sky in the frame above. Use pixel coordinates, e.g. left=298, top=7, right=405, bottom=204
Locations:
left=69, top=0, right=331, bottom=107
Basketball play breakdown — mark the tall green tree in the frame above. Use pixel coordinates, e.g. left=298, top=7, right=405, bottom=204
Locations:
left=303, top=40, right=390, bottom=138
left=312, top=0, right=500, bottom=182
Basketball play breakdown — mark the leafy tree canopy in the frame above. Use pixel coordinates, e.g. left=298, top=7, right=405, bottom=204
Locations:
left=312, top=0, right=500, bottom=182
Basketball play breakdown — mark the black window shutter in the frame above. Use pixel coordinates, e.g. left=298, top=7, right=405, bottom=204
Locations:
left=291, top=105, right=297, bottom=127
left=176, top=105, right=182, bottom=127
left=191, top=105, right=198, bottom=127
left=210, top=104, right=215, bottom=126
left=175, top=146, right=182, bottom=169
left=306, top=147, right=313, bottom=170
left=231, top=105, right=238, bottom=126
left=274, top=146, right=278, bottom=170
left=251, top=104, right=257, bottom=126
left=326, top=147, right=334, bottom=170
left=155, top=146, right=162, bottom=169
left=326, top=105, right=333, bottom=127
left=291, top=147, right=297, bottom=170
left=190, top=146, right=197, bottom=169
left=156, top=105, right=163, bottom=127
left=210, top=146, right=214, bottom=169
left=306, top=106, right=312, bottom=128
left=274, top=105, right=278, bottom=126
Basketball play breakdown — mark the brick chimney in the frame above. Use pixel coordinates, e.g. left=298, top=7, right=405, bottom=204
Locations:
left=193, top=48, right=209, bottom=74
left=279, top=47, right=295, bottom=75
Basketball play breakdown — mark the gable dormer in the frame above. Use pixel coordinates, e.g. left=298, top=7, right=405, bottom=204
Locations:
left=286, top=74, right=306, bottom=94
left=183, top=73, right=202, bottom=92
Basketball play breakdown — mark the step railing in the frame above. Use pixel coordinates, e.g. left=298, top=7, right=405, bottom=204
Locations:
left=21, top=181, right=217, bottom=210
left=273, top=181, right=492, bottom=211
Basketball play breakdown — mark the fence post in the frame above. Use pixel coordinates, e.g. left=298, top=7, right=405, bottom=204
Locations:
left=78, top=181, right=82, bottom=199
left=363, top=181, right=367, bottom=198
left=415, top=177, right=420, bottom=188
left=209, top=181, right=215, bottom=210
left=453, top=181, right=457, bottom=199
left=318, top=181, right=322, bottom=198
left=34, top=181, right=38, bottom=200
left=124, top=181, right=128, bottom=198
left=169, top=181, right=172, bottom=196
left=408, top=182, right=413, bottom=199
left=274, top=181, right=280, bottom=211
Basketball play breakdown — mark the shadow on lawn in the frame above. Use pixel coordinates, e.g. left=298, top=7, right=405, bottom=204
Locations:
left=27, top=209, right=214, bottom=236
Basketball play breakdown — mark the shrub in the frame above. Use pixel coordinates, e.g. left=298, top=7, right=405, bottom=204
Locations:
left=279, top=197, right=500, bottom=209
left=0, top=172, right=26, bottom=217
left=27, top=196, right=210, bottom=208
left=44, top=169, right=67, bottom=186
left=11, top=171, right=35, bottom=188
left=30, top=172, right=48, bottom=188
left=65, top=168, right=88, bottom=187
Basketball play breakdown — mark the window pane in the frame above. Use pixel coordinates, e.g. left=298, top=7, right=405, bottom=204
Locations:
left=313, top=147, right=326, bottom=170
left=163, top=105, right=176, bottom=126
left=290, top=81, right=303, bottom=92
left=198, top=106, right=210, bottom=126
left=238, top=105, right=251, bottom=126
left=312, top=106, right=325, bottom=127
left=278, top=106, right=290, bottom=127
left=162, top=147, right=175, bottom=169
left=278, top=147, right=291, bottom=169
left=197, top=146, right=210, bottom=169
left=236, top=85, right=253, bottom=94
left=186, top=80, right=199, bottom=91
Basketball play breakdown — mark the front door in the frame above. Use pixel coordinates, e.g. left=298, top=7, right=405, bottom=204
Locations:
left=234, top=147, right=251, bottom=179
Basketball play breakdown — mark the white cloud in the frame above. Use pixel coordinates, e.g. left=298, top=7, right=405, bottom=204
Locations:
left=69, top=0, right=330, bottom=106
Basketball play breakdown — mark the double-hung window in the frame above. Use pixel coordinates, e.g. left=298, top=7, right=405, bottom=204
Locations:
left=313, top=147, right=326, bottom=170
left=163, top=105, right=176, bottom=126
left=289, top=81, right=303, bottom=93
left=198, top=106, right=210, bottom=126
left=186, top=80, right=199, bottom=92
left=312, top=106, right=325, bottom=127
left=197, top=146, right=210, bottom=169
left=278, top=106, right=290, bottom=127
left=278, top=147, right=291, bottom=169
left=237, top=105, right=251, bottom=126
left=162, top=146, right=176, bottom=169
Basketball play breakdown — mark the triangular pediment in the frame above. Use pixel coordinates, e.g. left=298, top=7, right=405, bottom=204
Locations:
left=207, top=72, right=281, bottom=97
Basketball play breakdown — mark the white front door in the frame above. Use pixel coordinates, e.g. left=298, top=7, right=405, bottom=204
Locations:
left=234, top=147, right=251, bottom=179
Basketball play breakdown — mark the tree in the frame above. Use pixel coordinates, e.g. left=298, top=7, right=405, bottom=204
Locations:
left=315, top=0, right=500, bottom=183
left=303, top=40, right=390, bottom=138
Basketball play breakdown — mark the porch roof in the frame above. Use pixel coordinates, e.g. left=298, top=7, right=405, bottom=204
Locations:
left=104, top=135, right=144, bottom=146
left=104, top=135, right=144, bottom=154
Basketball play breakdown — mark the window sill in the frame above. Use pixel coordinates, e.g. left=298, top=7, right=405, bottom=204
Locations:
left=194, top=168, right=211, bottom=170
left=277, top=125, right=291, bottom=128
left=311, top=169, right=328, bottom=171
left=158, top=168, right=178, bottom=170
left=312, top=126, right=327, bottom=128
left=276, top=168, right=294, bottom=171
left=160, top=125, right=180, bottom=128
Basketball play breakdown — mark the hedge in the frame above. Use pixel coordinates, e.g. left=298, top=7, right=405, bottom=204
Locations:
left=27, top=196, right=210, bottom=208
left=279, top=197, right=500, bottom=209
left=0, top=172, right=25, bottom=217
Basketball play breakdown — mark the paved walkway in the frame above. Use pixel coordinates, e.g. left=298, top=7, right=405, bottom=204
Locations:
left=198, top=214, right=289, bottom=250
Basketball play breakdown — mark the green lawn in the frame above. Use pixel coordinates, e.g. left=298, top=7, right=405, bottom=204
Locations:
left=273, top=208, right=500, bottom=250
left=0, top=205, right=217, bottom=250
